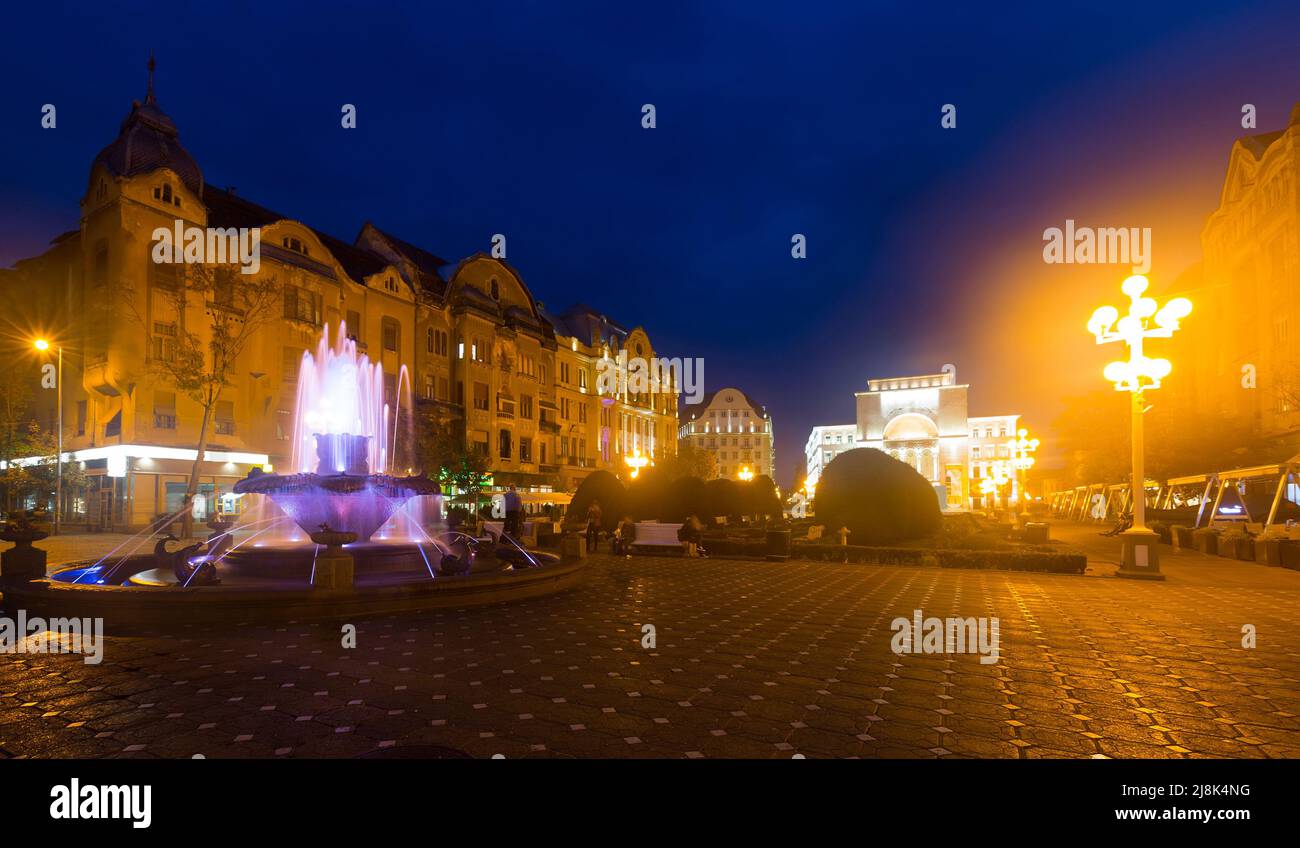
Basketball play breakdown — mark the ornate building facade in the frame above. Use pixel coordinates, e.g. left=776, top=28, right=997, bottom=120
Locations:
left=0, top=78, right=676, bottom=529
left=805, top=370, right=1019, bottom=509
left=678, top=388, right=775, bottom=480
left=1164, top=102, right=1300, bottom=453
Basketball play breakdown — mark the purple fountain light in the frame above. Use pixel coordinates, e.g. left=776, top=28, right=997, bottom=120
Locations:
left=234, top=323, right=439, bottom=541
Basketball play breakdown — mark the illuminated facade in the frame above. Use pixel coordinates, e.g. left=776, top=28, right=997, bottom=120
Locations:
left=679, top=388, right=774, bottom=479
left=806, top=370, right=1020, bottom=508
left=0, top=79, right=676, bottom=529
left=1166, top=102, right=1300, bottom=449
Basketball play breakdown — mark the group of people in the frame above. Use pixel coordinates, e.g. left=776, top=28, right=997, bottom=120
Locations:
left=584, top=500, right=708, bottom=558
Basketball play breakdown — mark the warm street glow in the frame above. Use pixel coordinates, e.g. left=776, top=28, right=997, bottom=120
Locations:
left=33, top=338, right=50, bottom=351
left=738, top=465, right=754, bottom=481
left=1088, top=274, right=1192, bottom=392
left=624, top=451, right=649, bottom=479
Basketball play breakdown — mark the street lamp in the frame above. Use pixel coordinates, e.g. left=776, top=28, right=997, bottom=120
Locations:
left=738, top=466, right=754, bottom=482
left=624, top=450, right=648, bottom=479
left=1007, top=427, right=1039, bottom=523
left=33, top=338, right=63, bottom=536
left=1088, top=274, right=1192, bottom=580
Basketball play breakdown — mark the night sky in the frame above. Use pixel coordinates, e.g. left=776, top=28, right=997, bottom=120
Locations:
left=3, top=1, right=1300, bottom=486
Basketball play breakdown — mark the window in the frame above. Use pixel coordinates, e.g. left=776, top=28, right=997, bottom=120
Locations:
left=578, top=403, right=587, bottom=424
left=560, top=362, right=571, bottom=384
left=282, top=346, right=303, bottom=382
left=579, top=368, right=588, bottom=391
left=382, top=317, right=399, bottom=352
left=384, top=373, right=397, bottom=410
left=151, top=321, right=177, bottom=362
left=435, top=329, right=449, bottom=356
left=282, top=237, right=308, bottom=256
left=153, top=391, right=177, bottom=430
left=490, top=278, right=500, bottom=300
left=92, top=241, right=109, bottom=287
left=76, top=401, right=86, bottom=436
left=215, top=400, right=236, bottom=435
left=498, top=429, right=512, bottom=459
left=520, top=437, right=532, bottom=462
left=520, top=395, right=533, bottom=419
left=384, top=276, right=400, bottom=293
left=346, top=310, right=362, bottom=341
left=153, top=183, right=179, bottom=207
left=473, top=382, right=489, bottom=411
left=426, top=327, right=435, bottom=354
left=284, top=286, right=322, bottom=324
left=148, top=244, right=181, bottom=290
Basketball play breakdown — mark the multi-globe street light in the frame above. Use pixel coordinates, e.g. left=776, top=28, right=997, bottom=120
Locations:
left=1007, top=427, right=1039, bottom=522
left=1088, top=273, right=1192, bottom=580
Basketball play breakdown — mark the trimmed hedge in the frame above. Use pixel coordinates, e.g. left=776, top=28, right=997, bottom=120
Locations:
left=793, top=542, right=1086, bottom=573
left=813, top=448, right=942, bottom=545
left=565, top=470, right=627, bottom=527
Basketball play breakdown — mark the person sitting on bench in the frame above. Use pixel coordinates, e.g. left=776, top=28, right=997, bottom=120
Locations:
left=678, top=515, right=706, bottom=558
left=613, top=515, right=637, bottom=557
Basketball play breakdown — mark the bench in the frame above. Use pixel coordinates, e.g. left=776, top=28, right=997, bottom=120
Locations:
left=630, top=522, right=685, bottom=554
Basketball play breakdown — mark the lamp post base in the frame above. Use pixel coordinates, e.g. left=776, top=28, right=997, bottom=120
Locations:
left=1117, top=528, right=1165, bottom=580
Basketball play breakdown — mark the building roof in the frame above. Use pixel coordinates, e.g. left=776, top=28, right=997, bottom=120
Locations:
left=91, top=90, right=204, bottom=197
left=203, top=186, right=387, bottom=283
left=682, top=387, right=768, bottom=419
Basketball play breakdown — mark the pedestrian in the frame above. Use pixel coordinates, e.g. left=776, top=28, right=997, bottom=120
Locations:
left=504, top=485, right=523, bottom=539
left=586, top=499, right=603, bottom=552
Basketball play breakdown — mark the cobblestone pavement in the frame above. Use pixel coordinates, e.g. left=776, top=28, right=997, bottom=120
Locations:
left=2, top=523, right=1298, bottom=759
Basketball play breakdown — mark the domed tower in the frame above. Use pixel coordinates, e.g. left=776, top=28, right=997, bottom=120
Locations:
left=78, top=55, right=207, bottom=429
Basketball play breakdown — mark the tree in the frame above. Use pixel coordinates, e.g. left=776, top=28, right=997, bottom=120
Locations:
left=128, top=262, right=281, bottom=537
left=660, top=440, right=717, bottom=480
left=413, top=406, right=490, bottom=514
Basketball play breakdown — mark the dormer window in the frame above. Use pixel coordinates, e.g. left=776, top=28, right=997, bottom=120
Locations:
left=489, top=278, right=500, bottom=300
left=282, top=237, right=308, bottom=256
left=384, top=276, right=399, bottom=293
left=153, top=183, right=180, bottom=207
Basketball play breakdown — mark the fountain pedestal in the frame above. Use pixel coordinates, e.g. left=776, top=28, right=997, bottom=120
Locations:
left=309, top=525, right=357, bottom=589
left=1, top=519, right=49, bottom=581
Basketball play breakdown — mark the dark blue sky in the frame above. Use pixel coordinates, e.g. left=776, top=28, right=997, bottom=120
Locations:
left=3, top=1, right=1299, bottom=485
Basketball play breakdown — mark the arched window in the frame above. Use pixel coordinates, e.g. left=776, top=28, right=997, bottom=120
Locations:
left=490, top=278, right=499, bottom=300
left=426, top=327, right=434, bottom=354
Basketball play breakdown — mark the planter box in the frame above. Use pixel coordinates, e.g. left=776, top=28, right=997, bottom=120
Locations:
left=1282, top=540, right=1300, bottom=571
left=1255, top=537, right=1285, bottom=566
left=1219, top=535, right=1254, bottom=561
left=1172, top=525, right=1194, bottom=550
left=1149, top=522, right=1173, bottom=545
left=1191, top=528, right=1218, bottom=556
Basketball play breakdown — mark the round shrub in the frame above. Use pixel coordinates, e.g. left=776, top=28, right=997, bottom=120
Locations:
left=813, top=448, right=941, bottom=545
left=703, top=478, right=742, bottom=520
left=661, top=475, right=708, bottom=523
left=566, top=469, right=626, bottom=527
left=625, top=468, right=672, bottom=521
left=745, top=474, right=782, bottom=518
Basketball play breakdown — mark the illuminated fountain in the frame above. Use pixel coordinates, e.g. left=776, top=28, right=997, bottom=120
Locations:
left=233, top=323, right=440, bottom=543
left=16, top=322, right=572, bottom=620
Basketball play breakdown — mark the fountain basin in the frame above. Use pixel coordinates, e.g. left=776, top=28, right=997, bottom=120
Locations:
left=10, top=555, right=580, bottom=627
left=233, top=472, right=442, bottom=541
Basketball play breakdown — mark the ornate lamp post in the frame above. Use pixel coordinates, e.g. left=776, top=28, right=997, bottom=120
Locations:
left=33, top=339, right=63, bottom=536
left=738, top=465, right=754, bottom=482
left=1008, top=428, right=1039, bottom=525
left=1088, top=274, right=1191, bottom=580
left=624, top=450, right=648, bottom=480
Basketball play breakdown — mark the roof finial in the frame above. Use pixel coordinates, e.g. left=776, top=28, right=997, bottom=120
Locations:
left=146, top=51, right=156, bottom=104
